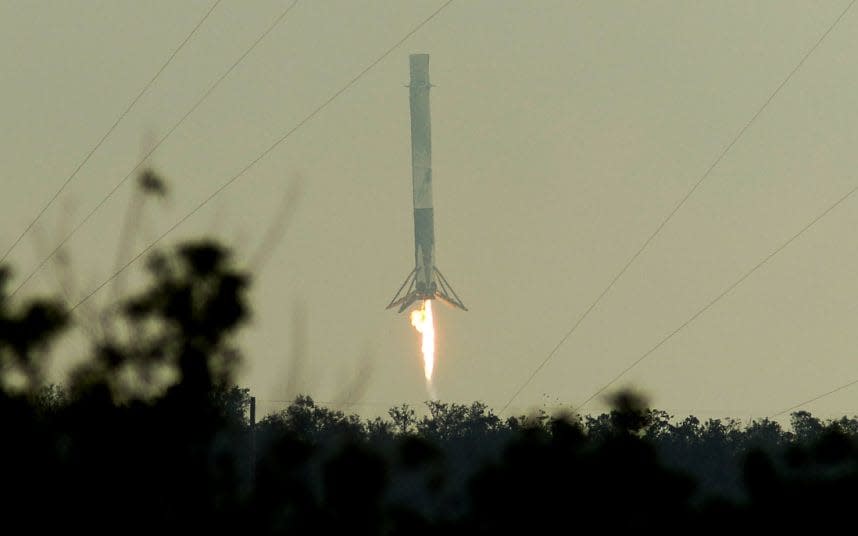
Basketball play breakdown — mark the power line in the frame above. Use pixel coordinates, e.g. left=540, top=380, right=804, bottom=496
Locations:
left=499, top=0, right=856, bottom=414
left=69, top=0, right=455, bottom=312
left=574, top=183, right=858, bottom=412
left=8, top=0, right=300, bottom=299
left=773, top=377, right=858, bottom=417
left=0, top=0, right=223, bottom=266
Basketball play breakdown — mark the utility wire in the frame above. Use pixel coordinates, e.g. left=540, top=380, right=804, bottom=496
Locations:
left=0, top=0, right=223, bottom=266
left=574, top=184, right=858, bottom=412
left=69, top=0, right=455, bottom=312
left=8, top=0, right=300, bottom=299
left=774, top=377, right=858, bottom=417
left=500, top=0, right=856, bottom=414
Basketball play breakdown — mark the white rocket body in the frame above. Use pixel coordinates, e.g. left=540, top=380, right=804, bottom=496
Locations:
left=387, top=54, right=466, bottom=313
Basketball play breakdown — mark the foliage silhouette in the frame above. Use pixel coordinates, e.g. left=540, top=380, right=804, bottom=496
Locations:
left=5, top=197, right=858, bottom=532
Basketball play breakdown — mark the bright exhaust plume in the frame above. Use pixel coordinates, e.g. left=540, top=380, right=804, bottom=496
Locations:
left=410, top=299, right=435, bottom=382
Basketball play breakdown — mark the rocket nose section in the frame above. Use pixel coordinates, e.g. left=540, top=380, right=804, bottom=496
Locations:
left=409, top=54, right=430, bottom=86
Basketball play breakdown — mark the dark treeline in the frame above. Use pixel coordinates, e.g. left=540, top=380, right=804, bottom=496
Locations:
left=3, top=230, right=858, bottom=533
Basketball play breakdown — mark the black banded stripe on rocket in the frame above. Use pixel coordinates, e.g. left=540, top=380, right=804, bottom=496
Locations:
left=414, top=207, right=435, bottom=293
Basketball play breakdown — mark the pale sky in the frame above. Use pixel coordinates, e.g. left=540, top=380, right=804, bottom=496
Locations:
left=3, top=0, right=858, bottom=420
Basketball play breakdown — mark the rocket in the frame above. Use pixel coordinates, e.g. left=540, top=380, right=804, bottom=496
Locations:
left=387, top=54, right=467, bottom=314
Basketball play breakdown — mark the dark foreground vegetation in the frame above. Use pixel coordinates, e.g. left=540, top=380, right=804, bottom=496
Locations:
left=3, top=218, right=858, bottom=533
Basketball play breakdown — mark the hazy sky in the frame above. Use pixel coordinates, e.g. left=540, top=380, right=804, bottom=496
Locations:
left=3, top=0, right=858, bottom=419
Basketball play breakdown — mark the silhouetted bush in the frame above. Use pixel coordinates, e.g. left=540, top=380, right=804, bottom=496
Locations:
left=4, top=234, right=858, bottom=533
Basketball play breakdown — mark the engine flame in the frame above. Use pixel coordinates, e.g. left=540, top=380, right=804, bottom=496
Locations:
left=410, top=299, right=435, bottom=382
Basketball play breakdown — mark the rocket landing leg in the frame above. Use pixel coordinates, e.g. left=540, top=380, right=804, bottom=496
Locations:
left=386, top=267, right=467, bottom=313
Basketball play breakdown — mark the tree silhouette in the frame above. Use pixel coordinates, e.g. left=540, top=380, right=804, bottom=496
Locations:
left=5, top=197, right=858, bottom=532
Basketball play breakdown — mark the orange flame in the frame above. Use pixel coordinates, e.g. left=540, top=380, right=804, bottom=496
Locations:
left=410, top=299, right=435, bottom=382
